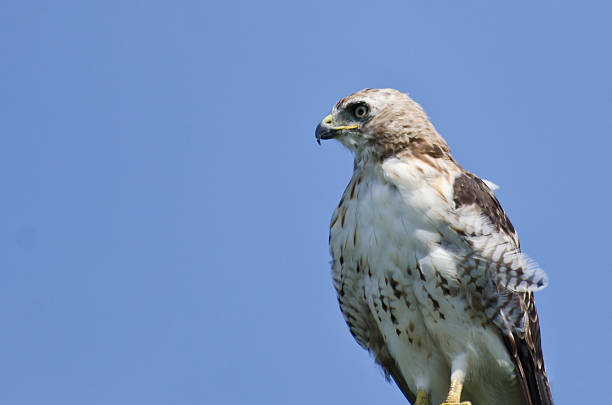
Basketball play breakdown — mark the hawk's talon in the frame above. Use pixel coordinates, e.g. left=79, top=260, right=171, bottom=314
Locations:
left=441, top=372, right=470, bottom=405
left=415, top=389, right=429, bottom=405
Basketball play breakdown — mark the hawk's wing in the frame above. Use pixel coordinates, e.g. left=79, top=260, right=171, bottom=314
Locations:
left=450, top=172, right=553, bottom=405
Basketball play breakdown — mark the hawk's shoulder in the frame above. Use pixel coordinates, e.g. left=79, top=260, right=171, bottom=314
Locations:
left=452, top=171, right=518, bottom=246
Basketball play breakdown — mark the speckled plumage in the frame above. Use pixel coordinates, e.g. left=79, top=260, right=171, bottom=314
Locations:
left=317, top=89, right=552, bottom=405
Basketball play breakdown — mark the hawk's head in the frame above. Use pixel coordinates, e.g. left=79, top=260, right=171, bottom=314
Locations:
left=316, top=88, right=451, bottom=161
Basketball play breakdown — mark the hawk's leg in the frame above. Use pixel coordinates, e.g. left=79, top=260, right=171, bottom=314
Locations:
left=415, top=389, right=429, bottom=405
left=441, top=359, right=471, bottom=405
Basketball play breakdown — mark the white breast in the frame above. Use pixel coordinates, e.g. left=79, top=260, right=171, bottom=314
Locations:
left=329, top=157, right=520, bottom=405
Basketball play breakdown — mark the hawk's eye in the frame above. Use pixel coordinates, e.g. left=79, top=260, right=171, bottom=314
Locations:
left=352, top=104, right=369, bottom=119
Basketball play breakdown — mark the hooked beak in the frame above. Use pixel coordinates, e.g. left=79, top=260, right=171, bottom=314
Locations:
left=315, top=114, right=359, bottom=145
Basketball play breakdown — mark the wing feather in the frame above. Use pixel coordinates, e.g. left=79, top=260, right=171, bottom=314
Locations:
left=452, top=171, right=553, bottom=405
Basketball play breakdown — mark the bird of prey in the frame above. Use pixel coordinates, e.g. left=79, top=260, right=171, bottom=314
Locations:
left=316, top=89, right=553, bottom=405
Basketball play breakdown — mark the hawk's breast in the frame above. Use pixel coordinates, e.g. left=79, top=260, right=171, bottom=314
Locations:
left=329, top=158, right=520, bottom=404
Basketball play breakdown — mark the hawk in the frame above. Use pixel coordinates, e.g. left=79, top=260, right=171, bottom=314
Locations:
left=316, top=89, right=553, bottom=405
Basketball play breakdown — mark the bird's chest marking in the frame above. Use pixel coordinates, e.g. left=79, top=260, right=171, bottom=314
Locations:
left=330, top=165, right=490, bottom=356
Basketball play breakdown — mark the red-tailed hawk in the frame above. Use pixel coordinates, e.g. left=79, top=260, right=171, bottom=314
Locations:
left=316, top=89, right=552, bottom=405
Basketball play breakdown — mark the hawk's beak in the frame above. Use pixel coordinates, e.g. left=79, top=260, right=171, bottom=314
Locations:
left=315, top=114, right=359, bottom=145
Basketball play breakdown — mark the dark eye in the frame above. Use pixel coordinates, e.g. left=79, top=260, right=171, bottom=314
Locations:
left=353, top=104, right=369, bottom=119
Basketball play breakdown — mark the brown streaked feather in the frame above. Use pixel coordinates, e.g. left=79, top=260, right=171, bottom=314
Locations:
left=452, top=171, right=518, bottom=244
left=369, top=321, right=417, bottom=404
left=453, top=171, right=552, bottom=404
left=332, top=179, right=417, bottom=404
left=502, top=292, right=553, bottom=405
left=335, top=266, right=417, bottom=403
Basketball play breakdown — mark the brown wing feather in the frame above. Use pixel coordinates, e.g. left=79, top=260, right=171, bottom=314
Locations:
left=502, top=292, right=553, bottom=405
left=454, top=172, right=553, bottom=405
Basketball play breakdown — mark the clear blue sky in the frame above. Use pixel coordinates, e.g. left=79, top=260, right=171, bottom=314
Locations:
left=2, top=1, right=611, bottom=404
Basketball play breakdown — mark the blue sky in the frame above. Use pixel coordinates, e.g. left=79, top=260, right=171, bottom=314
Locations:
left=2, top=1, right=611, bottom=404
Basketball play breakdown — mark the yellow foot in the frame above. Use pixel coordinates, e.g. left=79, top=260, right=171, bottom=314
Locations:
left=442, top=372, right=470, bottom=405
left=415, top=389, right=429, bottom=405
